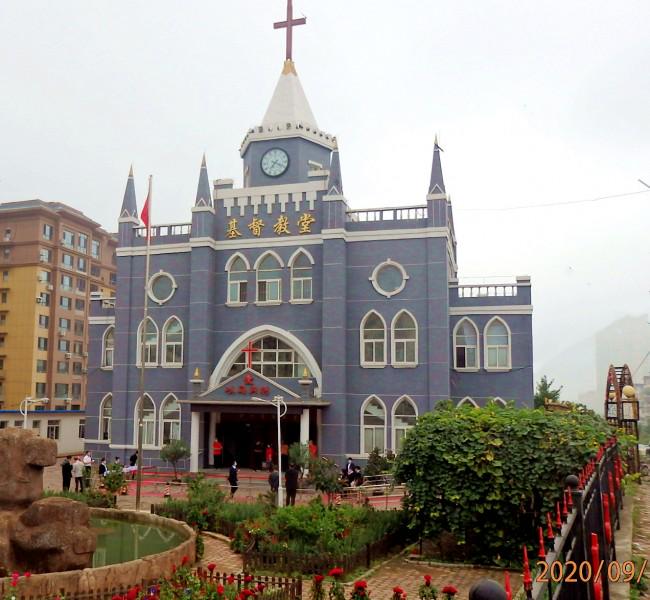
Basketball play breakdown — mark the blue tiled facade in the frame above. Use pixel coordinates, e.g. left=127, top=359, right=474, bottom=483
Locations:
left=84, top=57, right=533, bottom=471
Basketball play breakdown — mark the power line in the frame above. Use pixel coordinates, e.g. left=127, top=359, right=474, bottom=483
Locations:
left=457, top=189, right=650, bottom=212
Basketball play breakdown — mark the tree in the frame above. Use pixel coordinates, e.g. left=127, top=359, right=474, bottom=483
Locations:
left=394, top=402, right=612, bottom=563
left=161, top=439, right=191, bottom=481
left=534, top=375, right=562, bottom=409
left=103, top=463, right=126, bottom=505
left=364, top=448, right=395, bottom=478
left=307, top=456, right=343, bottom=504
left=288, top=442, right=310, bottom=470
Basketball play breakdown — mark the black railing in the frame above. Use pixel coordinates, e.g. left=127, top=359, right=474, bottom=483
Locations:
left=529, top=440, right=623, bottom=600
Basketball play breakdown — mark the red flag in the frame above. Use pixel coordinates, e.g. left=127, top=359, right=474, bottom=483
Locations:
left=140, top=176, right=152, bottom=238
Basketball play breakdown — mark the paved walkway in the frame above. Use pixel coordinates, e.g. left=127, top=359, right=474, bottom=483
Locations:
left=632, top=479, right=650, bottom=559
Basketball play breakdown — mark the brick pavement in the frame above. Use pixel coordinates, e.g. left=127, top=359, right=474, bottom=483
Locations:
left=632, top=480, right=649, bottom=559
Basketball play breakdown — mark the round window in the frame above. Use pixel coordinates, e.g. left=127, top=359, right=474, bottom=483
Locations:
left=149, top=272, right=176, bottom=304
left=370, top=260, right=409, bottom=298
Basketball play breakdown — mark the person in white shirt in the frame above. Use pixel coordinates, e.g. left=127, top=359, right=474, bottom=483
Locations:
left=72, top=457, right=84, bottom=492
left=82, top=451, right=93, bottom=489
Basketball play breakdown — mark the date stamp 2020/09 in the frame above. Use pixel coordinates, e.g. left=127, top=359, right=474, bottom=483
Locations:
left=536, top=560, right=647, bottom=584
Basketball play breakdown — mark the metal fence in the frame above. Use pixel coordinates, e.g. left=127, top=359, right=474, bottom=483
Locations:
left=528, top=439, right=623, bottom=600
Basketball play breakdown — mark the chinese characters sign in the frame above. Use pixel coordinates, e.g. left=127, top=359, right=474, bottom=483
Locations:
left=226, top=213, right=315, bottom=238
left=224, top=372, right=270, bottom=397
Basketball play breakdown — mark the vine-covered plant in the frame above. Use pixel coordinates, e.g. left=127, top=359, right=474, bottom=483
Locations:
left=328, top=567, right=345, bottom=600
left=418, top=575, right=438, bottom=600
left=394, top=403, right=612, bottom=564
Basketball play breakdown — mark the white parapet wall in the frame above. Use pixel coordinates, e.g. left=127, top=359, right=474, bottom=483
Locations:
left=0, top=410, right=85, bottom=456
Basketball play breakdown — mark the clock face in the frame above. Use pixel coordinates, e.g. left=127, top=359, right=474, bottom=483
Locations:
left=261, top=148, right=289, bottom=177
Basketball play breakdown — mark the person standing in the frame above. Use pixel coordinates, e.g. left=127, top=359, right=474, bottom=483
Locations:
left=268, top=464, right=279, bottom=497
left=285, top=463, right=299, bottom=506
left=308, top=440, right=318, bottom=459
left=129, top=450, right=138, bottom=480
left=344, top=457, right=356, bottom=486
left=82, top=451, right=93, bottom=490
left=72, top=457, right=84, bottom=493
left=228, top=460, right=238, bottom=499
left=99, top=458, right=107, bottom=477
left=265, top=444, right=273, bottom=471
left=61, top=456, right=72, bottom=492
left=212, top=438, right=223, bottom=468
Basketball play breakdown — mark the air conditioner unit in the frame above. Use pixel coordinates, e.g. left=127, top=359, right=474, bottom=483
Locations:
left=81, top=368, right=88, bottom=374
left=58, top=329, right=67, bottom=337
left=36, top=297, right=43, bottom=304
left=47, top=284, right=54, bottom=291
left=39, top=257, right=47, bottom=263
left=82, top=352, right=88, bottom=358
left=64, top=352, right=72, bottom=359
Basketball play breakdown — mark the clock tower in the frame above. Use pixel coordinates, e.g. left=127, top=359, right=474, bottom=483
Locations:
left=240, top=2, right=336, bottom=187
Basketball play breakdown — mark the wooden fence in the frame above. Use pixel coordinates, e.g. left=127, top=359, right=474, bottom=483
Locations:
left=243, top=529, right=404, bottom=574
left=1, top=570, right=302, bottom=600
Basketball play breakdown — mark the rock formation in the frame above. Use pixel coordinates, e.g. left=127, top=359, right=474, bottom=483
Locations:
left=0, top=428, right=96, bottom=574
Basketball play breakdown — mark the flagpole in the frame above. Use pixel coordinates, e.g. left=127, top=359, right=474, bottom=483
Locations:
left=135, top=175, right=152, bottom=511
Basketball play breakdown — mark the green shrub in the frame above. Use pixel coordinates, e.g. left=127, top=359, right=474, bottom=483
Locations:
left=161, top=439, right=192, bottom=480
left=364, top=448, right=395, bottom=478
left=43, top=489, right=115, bottom=508
left=394, top=403, right=612, bottom=564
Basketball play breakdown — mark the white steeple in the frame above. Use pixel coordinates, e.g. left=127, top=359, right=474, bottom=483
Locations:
left=261, top=60, right=318, bottom=130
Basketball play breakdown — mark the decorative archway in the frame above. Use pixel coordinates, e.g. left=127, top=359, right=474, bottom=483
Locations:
left=209, top=325, right=322, bottom=391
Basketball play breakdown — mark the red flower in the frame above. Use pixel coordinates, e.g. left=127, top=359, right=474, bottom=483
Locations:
left=171, top=565, right=177, bottom=574
left=257, top=583, right=266, bottom=592
left=424, top=575, right=432, bottom=586
left=217, top=585, right=225, bottom=595
left=227, top=575, right=235, bottom=584
left=126, top=586, right=140, bottom=600
left=314, top=575, right=325, bottom=583
left=441, top=586, right=458, bottom=596
left=244, top=574, right=253, bottom=583
left=207, top=562, right=217, bottom=572
left=111, top=596, right=124, bottom=600
left=393, top=587, right=405, bottom=594
left=329, top=567, right=344, bottom=577
left=181, top=555, right=190, bottom=566
left=23, top=572, right=31, bottom=578
left=10, top=580, right=17, bottom=587
left=354, top=581, right=368, bottom=590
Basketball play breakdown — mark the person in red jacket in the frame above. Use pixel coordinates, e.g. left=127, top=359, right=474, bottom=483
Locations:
left=265, top=444, right=273, bottom=471
left=212, top=438, right=223, bottom=468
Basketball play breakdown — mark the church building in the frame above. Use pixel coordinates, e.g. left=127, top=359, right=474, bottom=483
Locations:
left=84, top=3, right=533, bottom=471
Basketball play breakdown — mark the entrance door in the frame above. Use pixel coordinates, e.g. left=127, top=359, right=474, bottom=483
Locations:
left=217, top=412, right=300, bottom=469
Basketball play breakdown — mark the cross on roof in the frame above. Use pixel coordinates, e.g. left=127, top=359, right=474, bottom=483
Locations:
left=241, top=340, right=260, bottom=369
left=273, top=0, right=306, bottom=62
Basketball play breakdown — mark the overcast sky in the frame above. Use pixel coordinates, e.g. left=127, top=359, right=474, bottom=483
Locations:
left=1, top=1, right=649, bottom=404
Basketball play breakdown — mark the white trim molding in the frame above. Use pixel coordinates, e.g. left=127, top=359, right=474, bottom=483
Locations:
left=457, top=396, right=478, bottom=408
left=391, top=395, right=418, bottom=451
left=390, top=310, right=418, bottom=367
left=360, top=310, right=388, bottom=368
left=483, top=317, right=512, bottom=371
left=89, top=316, right=116, bottom=325
left=134, top=394, right=157, bottom=449
left=449, top=305, right=533, bottom=316
left=360, top=395, right=388, bottom=456
left=370, top=259, right=409, bottom=298
left=452, top=317, right=480, bottom=371
left=224, top=251, right=251, bottom=272
left=161, top=316, right=184, bottom=368
left=147, top=270, right=178, bottom=305
left=208, top=325, right=323, bottom=391
left=101, top=325, right=115, bottom=370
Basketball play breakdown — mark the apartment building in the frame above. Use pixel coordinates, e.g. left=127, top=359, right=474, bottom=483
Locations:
left=0, top=200, right=116, bottom=410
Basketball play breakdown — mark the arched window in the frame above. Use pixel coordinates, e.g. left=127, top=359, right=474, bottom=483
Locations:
left=160, top=394, right=181, bottom=445
left=392, top=396, right=417, bottom=451
left=227, top=254, right=249, bottom=305
left=360, top=311, right=386, bottom=367
left=134, top=395, right=156, bottom=447
left=137, top=318, right=159, bottom=367
left=227, top=335, right=306, bottom=378
left=484, top=318, right=511, bottom=369
left=454, top=318, right=479, bottom=370
left=102, top=326, right=115, bottom=369
left=290, top=250, right=313, bottom=302
left=256, top=252, right=283, bottom=303
left=493, top=397, right=507, bottom=407
left=100, top=394, right=112, bottom=441
left=392, top=311, right=417, bottom=366
left=457, top=396, right=478, bottom=408
left=362, top=396, right=386, bottom=454
left=162, top=317, right=183, bottom=367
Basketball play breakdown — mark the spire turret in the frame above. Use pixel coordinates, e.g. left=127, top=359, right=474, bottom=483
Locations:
left=195, top=154, right=212, bottom=207
left=119, top=165, right=138, bottom=220
left=428, top=136, right=446, bottom=196
left=327, top=142, right=343, bottom=196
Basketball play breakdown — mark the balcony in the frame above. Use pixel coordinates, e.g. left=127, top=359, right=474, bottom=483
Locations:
left=134, top=223, right=191, bottom=238
left=449, top=277, right=531, bottom=308
left=346, top=205, right=428, bottom=223
left=457, top=285, right=518, bottom=298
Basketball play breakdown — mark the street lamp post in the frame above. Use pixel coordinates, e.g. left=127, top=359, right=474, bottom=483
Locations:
left=252, top=394, right=287, bottom=507
left=20, top=397, right=49, bottom=429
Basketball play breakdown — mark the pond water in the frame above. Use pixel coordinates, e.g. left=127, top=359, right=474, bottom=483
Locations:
left=91, top=517, right=185, bottom=567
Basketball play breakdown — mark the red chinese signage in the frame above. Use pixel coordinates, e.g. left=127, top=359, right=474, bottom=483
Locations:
left=224, top=373, right=270, bottom=397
